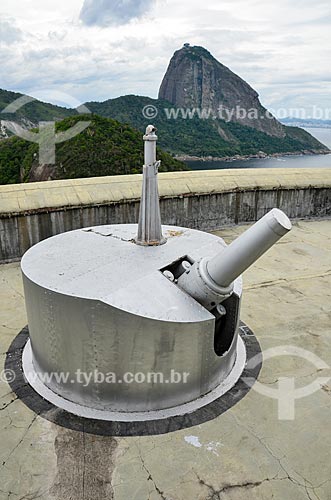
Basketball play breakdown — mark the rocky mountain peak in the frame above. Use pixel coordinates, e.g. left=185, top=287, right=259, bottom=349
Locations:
left=158, top=44, right=285, bottom=138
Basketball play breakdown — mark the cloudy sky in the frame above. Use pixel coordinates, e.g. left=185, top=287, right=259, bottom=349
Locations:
left=0, top=0, right=330, bottom=118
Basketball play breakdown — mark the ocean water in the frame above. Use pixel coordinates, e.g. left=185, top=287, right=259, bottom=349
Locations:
left=185, top=128, right=331, bottom=171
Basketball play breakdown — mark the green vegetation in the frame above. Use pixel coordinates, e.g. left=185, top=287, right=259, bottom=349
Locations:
left=0, top=114, right=187, bottom=185
left=0, top=88, right=73, bottom=124
left=223, top=121, right=327, bottom=155
left=87, top=95, right=237, bottom=156
left=86, top=95, right=328, bottom=157
left=0, top=137, right=31, bottom=184
left=0, top=89, right=328, bottom=185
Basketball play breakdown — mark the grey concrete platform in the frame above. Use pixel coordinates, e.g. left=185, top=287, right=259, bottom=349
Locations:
left=0, top=220, right=330, bottom=500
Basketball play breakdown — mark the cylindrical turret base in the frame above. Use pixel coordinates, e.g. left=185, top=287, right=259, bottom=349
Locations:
left=21, top=224, right=245, bottom=420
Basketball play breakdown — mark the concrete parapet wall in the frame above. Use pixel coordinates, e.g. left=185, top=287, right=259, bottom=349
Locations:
left=0, top=168, right=330, bottom=262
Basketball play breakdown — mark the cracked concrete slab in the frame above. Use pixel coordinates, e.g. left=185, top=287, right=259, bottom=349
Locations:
left=0, top=219, right=330, bottom=500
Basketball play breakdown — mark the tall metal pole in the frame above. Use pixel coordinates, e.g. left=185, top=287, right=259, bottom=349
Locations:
left=136, top=126, right=165, bottom=246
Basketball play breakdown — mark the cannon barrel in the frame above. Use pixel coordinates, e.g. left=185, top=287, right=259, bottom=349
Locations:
left=176, top=209, right=292, bottom=310
left=207, top=208, right=292, bottom=288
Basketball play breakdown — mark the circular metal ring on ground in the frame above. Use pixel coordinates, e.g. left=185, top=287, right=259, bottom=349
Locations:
left=22, top=336, right=246, bottom=421
left=5, top=322, right=262, bottom=437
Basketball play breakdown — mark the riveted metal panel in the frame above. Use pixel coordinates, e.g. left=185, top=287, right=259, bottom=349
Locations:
left=22, top=224, right=242, bottom=412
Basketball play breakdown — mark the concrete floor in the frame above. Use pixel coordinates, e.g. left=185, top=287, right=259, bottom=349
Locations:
left=0, top=219, right=330, bottom=500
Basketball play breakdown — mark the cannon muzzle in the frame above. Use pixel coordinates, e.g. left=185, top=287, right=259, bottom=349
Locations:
left=207, top=208, right=292, bottom=287
left=177, top=209, right=292, bottom=310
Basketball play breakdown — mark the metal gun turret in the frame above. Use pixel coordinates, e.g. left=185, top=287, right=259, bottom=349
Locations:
left=21, top=124, right=293, bottom=421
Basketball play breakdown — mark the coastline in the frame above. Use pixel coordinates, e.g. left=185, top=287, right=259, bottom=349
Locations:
left=176, top=149, right=330, bottom=163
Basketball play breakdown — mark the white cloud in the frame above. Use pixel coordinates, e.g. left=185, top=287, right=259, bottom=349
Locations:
left=0, top=18, right=22, bottom=44
left=80, top=0, right=149, bottom=26
left=0, top=0, right=329, bottom=116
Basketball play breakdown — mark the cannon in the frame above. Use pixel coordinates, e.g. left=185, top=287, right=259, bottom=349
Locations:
left=21, top=126, right=292, bottom=421
left=176, top=207, right=291, bottom=310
